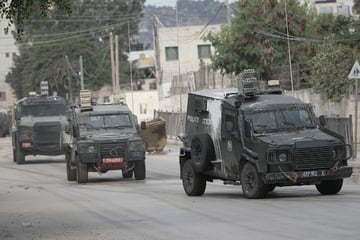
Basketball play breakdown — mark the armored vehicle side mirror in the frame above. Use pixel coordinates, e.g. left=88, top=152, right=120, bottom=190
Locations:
left=14, top=111, right=20, bottom=120
left=244, top=120, right=253, bottom=137
left=140, top=121, right=146, bottom=130
left=226, top=121, right=234, bottom=132
left=72, top=125, right=80, bottom=138
left=66, top=111, right=72, bottom=122
left=319, top=115, right=326, bottom=126
left=64, top=125, right=71, bottom=134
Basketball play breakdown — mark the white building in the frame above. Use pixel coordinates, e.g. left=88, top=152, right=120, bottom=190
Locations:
left=0, top=20, right=17, bottom=109
left=153, top=23, right=221, bottom=112
left=310, top=0, right=355, bottom=16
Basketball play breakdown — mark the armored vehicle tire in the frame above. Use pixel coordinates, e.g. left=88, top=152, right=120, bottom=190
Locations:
left=66, top=152, right=76, bottom=181
left=76, top=155, right=88, bottom=183
left=15, top=143, right=25, bottom=165
left=134, top=160, right=146, bottom=180
left=241, top=162, right=267, bottom=199
left=266, top=184, right=276, bottom=192
left=182, top=159, right=206, bottom=196
left=191, top=134, right=215, bottom=172
left=122, top=170, right=133, bottom=179
left=316, top=179, right=343, bottom=195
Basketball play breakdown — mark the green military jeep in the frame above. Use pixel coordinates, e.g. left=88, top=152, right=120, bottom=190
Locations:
left=65, top=97, right=146, bottom=183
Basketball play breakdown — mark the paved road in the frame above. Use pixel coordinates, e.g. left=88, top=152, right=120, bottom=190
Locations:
left=1, top=136, right=360, bottom=240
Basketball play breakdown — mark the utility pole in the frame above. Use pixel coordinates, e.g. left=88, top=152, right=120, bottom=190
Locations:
left=128, top=20, right=134, bottom=112
left=79, top=55, right=84, bottom=90
left=65, top=55, right=72, bottom=102
left=109, top=32, right=116, bottom=95
left=284, top=0, right=294, bottom=96
left=115, top=34, right=120, bottom=96
left=225, top=0, right=231, bottom=25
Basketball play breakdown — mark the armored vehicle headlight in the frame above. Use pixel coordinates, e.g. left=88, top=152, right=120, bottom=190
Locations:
left=128, top=140, right=146, bottom=152
left=78, top=143, right=97, bottom=153
left=279, top=153, right=287, bottom=162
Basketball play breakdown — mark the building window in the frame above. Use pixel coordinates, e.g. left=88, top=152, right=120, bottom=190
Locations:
left=319, top=7, right=333, bottom=14
left=5, top=53, right=9, bottom=58
left=0, top=92, right=6, bottom=101
left=198, top=44, right=211, bottom=59
left=165, top=46, right=178, bottom=61
left=140, top=103, right=147, bottom=114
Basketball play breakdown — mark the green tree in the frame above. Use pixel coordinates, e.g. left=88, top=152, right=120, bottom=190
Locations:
left=311, top=40, right=354, bottom=102
left=0, top=0, right=71, bottom=37
left=205, top=0, right=310, bottom=81
left=6, top=0, right=144, bottom=100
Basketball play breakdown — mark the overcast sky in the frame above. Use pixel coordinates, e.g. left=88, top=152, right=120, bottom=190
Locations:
left=144, top=0, right=236, bottom=8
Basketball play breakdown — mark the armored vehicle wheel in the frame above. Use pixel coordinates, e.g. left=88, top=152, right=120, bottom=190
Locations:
left=134, top=160, right=146, bottom=180
left=76, top=155, right=88, bottom=183
left=15, top=143, right=25, bottom=165
left=182, top=159, right=206, bottom=196
left=316, top=179, right=343, bottom=195
left=241, top=162, right=267, bottom=199
left=266, top=184, right=276, bottom=192
left=122, top=170, right=133, bottom=179
left=66, top=152, right=76, bottom=181
left=190, top=134, right=215, bottom=172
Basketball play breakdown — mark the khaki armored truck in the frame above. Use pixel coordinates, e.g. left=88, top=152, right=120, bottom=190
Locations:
left=11, top=95, right=69, bottom=164
left=65, top=95, right=147, bottom=183
left=179, top=70, right=352, bottom=199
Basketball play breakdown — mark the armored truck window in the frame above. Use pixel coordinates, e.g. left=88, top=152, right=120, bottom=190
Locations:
left=20, top=103, right=67, bottom=117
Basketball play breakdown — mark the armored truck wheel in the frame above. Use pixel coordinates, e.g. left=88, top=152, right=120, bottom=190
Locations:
left=15, top=142, right=25, bottom=165
left=76, top=155, right=88, bottom=183
left=316, top=179, right=343, bottom=195
left=122, top=170, right=133, bottom=179
left=66, top=152, right=76, bottom=181
left=182, top=159, right=206, bottom=196
left=241, top=162, right=267, bottom=199
left=134, top=160, right=146, bottom=180
left=190, top=134, right=215, bottom=172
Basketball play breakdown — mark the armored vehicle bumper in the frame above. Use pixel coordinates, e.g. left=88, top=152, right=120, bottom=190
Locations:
left=263, top=166, right=352, bottom=185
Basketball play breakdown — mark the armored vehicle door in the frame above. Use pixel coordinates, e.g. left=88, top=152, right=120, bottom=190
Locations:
left=220, top=107, right=242, bottom=180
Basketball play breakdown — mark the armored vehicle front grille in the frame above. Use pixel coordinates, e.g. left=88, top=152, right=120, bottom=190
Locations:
left=100, top=142, right=126, bottom=159
left=33, top=122, right=61, bottom=151
left=295, top=147, right=331, bottom=170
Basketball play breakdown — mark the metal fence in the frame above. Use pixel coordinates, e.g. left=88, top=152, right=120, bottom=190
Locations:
left=325, top=115, right=353, bottom=147
left=154, top=111, right=186, bottom=139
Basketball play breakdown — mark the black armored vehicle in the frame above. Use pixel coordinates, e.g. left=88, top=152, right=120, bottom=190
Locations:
left=11, top=95, right=69, bottom=164
left=65, top=91, right=147, bottom=183
left=179, top=70, right=352, bottom=198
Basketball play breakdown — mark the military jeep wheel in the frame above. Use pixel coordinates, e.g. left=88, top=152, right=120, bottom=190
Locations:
left=190, top=134, right=215, bottom=172
left=134, top=160, right=146, bottom=180
left=316, top=179, right=343, bottom=195
left=182, top=159, right=206, bottom=196
left=241, top=162, right=267, bottom=199
left=66, top=152, right=76, bottom=181
left=76, top=155, right=88, bottom=183
left=122, top=170, right=133, bottom=179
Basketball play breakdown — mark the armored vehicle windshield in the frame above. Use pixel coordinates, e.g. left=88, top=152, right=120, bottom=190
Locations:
left=244, top=107, right=316, bottom=133
left=20, top=103, right=67, bottom=117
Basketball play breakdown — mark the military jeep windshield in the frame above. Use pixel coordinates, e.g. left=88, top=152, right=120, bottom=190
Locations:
left=244, top=107, right=316, bottom=133
left=79, top=113, right=132, bottom=130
